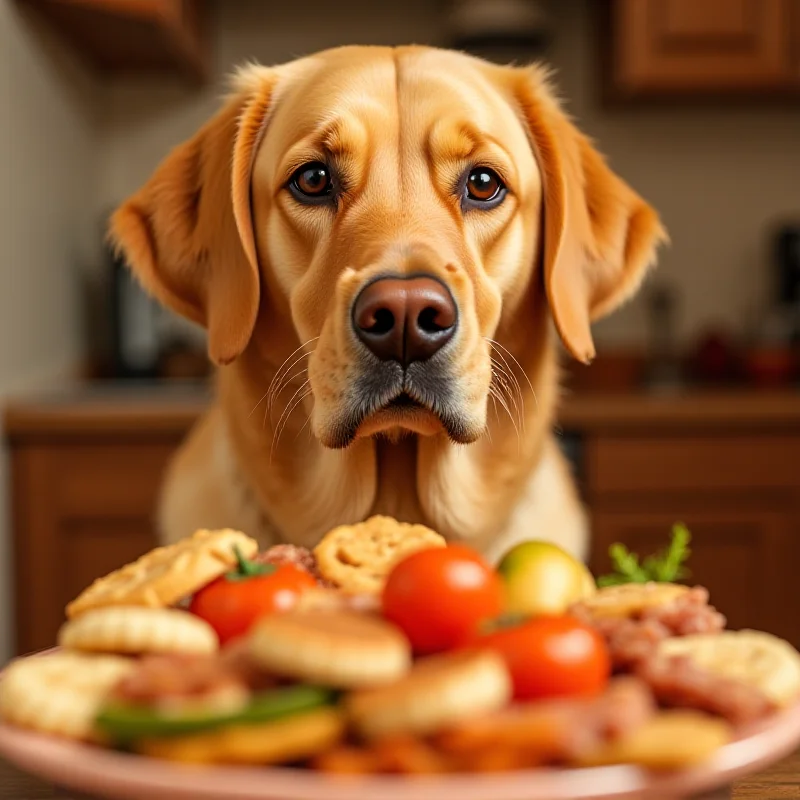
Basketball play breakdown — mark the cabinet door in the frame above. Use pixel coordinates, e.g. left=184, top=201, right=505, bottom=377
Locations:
left=611, top=0, right=795, bottom=96
left=589, top=508, right=797, bottom=645
left=10, top=442, right=173, bottom=655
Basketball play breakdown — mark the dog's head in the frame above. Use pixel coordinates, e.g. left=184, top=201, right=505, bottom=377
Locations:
left=111, top=46, right=665, bottom=448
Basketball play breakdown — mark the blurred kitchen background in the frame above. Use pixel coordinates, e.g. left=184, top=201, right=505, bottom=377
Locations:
left=1, top=0, right=799, bottom=663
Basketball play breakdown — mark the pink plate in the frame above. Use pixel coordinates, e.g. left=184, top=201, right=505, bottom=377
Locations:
left=1, top=703, right=800, bottom=800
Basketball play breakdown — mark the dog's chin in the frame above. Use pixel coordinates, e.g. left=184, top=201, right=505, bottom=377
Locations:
left=318, top=396, right=482, bottom=449
left=355, top=404, right=444, bottom=440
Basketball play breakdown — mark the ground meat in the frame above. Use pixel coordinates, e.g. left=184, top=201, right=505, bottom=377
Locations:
left=590, top=617, right=672, bottom=670
left=111, top=653, right=251, bottom=712
left=542, top=676, right=656, bottom=760
left=255, top=544, right=334, bottom=588
left=572, top=586, right=727, bottom=670
left=637, top=654, right=775, bottom=726
left=640, top=587, right=727, bottom=635
left=434, top=676, right=656, bottom=767
left=587, top=675, right=658, bottom=741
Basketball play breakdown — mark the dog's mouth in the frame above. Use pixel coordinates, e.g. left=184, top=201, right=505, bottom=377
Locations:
left=321, top=357, right=478, bottom=448
left=382, top=392, right=426, bottom=412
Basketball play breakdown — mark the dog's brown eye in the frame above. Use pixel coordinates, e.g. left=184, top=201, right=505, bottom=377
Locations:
left=290, top=162, right=332, bottom=198
left=466, top=168, right=504, bottom=202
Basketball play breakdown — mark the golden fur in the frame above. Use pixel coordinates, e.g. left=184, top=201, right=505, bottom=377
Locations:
left=110, top=46, right=666, bottom=561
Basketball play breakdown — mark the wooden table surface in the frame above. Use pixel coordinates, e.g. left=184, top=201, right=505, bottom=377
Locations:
left=1, top=750, right=799, bottom=799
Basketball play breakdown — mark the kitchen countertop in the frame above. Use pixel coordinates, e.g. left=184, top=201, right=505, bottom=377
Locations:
left=4, top=381, right=800, bottom=439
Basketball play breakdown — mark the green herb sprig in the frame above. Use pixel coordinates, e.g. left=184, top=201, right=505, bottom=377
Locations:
left=597, top=523, right=692, bottom=587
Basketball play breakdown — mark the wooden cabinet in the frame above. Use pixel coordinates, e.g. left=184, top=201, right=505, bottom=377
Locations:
left=15, top=0, right=210, bottom=83
left=6, top=388, right=206, bottom=655
left=606, top=0, right=800, bottom=98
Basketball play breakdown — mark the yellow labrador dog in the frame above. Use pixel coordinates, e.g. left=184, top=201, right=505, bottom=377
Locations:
left=111, top=46, right=665, bottom=563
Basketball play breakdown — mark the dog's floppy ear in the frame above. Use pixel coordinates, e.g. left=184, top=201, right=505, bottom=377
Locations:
left=513, top=67, right=667, bottom=364
left=109, top=67, right=277, bottom=365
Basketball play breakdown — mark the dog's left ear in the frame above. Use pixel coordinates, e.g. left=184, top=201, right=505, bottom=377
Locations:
left=512, top=67, right=667, bottom=363
left=108, top=66, right=277, bottom=365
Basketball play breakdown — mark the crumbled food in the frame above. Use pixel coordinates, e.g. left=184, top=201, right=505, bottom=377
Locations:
left=572, top=585, right=726, bottom=670
left=637, top=654, right=775, bottom=726
left=255, top=545, right=332, bottom=587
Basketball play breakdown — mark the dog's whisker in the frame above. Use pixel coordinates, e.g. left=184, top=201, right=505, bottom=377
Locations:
left=486, top=337, right=537, bottom=414
left=488, top=381, right=520, bottom=444
left=491, top=360, right=525, bottom=435
left=267, top=366, right=310, bottom=424
left=485, top=338, right=534, bottom=393
left=273, top=380, right=311, bottom=442
left=270, top=385, right=312, bottom=463
left=248, top=391, right=270, bottom=419
left=266, top=336, right=319, bottom=409
left=267, top=353, right=313, bottom=415
left=278, top=389, right=313, bottom=445
left=490, top=349, right=526, bottom=423
left=295, top=403, right=315, bottom=442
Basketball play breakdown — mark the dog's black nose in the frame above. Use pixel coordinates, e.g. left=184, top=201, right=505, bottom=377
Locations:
left=352, top=276, right=457, bottom=365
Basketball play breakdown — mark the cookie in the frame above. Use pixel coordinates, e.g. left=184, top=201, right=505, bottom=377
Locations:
left=576, top=582, right=690, bottom=620
left=66, top=528, right=258, bottom=619
left=576, top=710, right=731, bottom=769
left=249, top=609, right=410, bottom=688
left=137, top=708, right=344, bottom=765
left=314, top=516, right=446, bottom=594
left=59, top=606, right=219, bottom=656
left=659, top=630, right=800, bottom=708
left=0, top=652, right=134, bottom=740
left=347, top=650, right=512, bottom=740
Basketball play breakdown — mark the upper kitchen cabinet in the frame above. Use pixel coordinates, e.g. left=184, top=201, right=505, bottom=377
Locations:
left=15, top=0, right=210, bottom=83
left=605, top=0, right=800, bottom=99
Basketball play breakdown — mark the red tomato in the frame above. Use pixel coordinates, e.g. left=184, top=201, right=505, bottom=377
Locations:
left=382, top=545, right=504, bottom=655
left=474, top=615, right=610, bottom=700
left=190, top=562, right=316, bottom=645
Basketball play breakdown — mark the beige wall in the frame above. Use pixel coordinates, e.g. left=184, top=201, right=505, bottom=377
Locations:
left=96, top=0, right=800, bottom=350
left=0, top=3, right=101, bottom=661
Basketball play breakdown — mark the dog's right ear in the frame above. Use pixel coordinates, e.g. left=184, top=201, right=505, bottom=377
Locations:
left=109, top=67, right=277, bottom=365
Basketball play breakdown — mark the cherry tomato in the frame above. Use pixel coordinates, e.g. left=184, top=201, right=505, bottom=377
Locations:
left=382, top=545, right=504, bottom=655
left=190, top=554, right=317, bottom=645
left=474, top=615, right=610, bottom=700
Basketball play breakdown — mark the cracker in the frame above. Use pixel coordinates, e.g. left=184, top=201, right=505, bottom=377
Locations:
left=137, top=708, right=344, bottom=765
left=314, top=516, right=445, bottom=594
left=0, top=652, right=134, bottom=740
left=576, top=710, right=731, bottom=770
left=249, top=609, right=410, bottom=688
left=66, top=528, right=258, bottom=619
left=577, top=582, right=690, bottom=620
left=347, top=650, right=512, bottom=740
left=59, top=606, right=218, bottom=656
left=659, top=630, right=800, bottom=708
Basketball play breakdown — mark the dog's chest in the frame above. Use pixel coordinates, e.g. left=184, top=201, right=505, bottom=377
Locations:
left=369, top=438, right=427, bottom=524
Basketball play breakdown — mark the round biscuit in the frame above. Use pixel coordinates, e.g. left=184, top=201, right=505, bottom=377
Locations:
left=59, top=606, right=219, bottom=656
left=659, top=629, right=800, bottom=707
left=578, top=582, right=690, bottom=620
left=249, top=609, right=411, bottom=688
left=66, top=528, right=258, bottom=619
left=314, top=515, right=446, bottom=594
left=0, top=652, right=134, bottom=740
left=347, top=649, right=512, bottom=739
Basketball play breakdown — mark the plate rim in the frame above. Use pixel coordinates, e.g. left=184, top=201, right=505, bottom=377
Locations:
left=1, top=702, right=800, bottom=800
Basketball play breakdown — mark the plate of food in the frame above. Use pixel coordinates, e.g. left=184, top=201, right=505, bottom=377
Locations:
left=1, top=519, right=799, bottom=800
